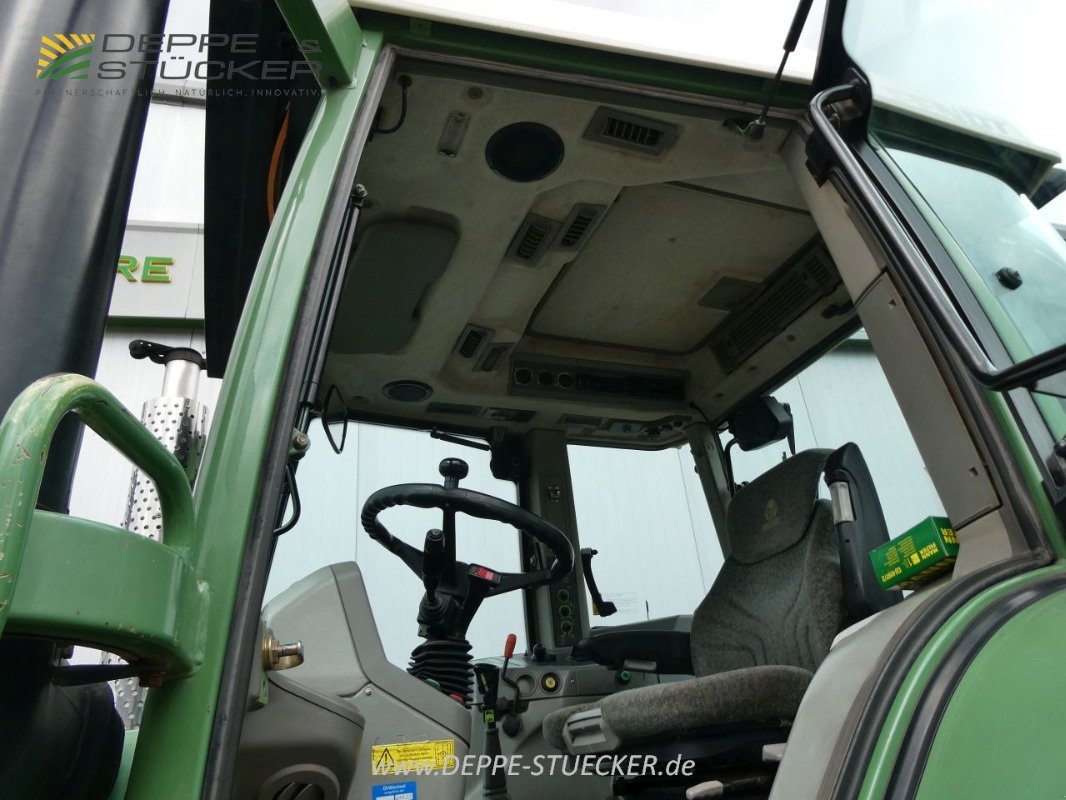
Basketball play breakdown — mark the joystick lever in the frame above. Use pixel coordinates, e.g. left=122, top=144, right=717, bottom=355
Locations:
left=418, top=529, right=449, bottom=631
left=473, top=660, right=510, bottom=800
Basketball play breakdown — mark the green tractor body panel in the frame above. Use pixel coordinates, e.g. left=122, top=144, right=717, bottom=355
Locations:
left=276, top=0, right=364, bottom=86
left=856, top=566, right=1066, bottom=799
left=915, top=585, right=1066, bottom=797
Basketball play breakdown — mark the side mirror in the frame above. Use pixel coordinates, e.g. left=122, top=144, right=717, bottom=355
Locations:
left=727, top=396, right=794, bottom=452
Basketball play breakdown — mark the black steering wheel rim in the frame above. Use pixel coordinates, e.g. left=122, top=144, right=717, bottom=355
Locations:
left=361, top=482, right=574, bottom=595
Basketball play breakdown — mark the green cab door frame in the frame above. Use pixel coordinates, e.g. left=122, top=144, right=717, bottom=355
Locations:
left=203, top=2, right=1066, bottom=798
left=192, top=6, right=386, bottom=798
left=804, top=2, right=1066, bottom=797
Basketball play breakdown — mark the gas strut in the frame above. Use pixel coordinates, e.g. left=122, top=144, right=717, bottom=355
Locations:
left=726, top=0, right=816, bottom=141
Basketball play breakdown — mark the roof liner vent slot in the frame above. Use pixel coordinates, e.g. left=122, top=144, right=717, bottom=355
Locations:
left=455, top=324, right=492, bottom=359
left=556, top=204, right=606, bottom=251
left=708, top=244, right=841, bottom=375
left=505, top=213, right=559, bottom=265
left=699, top=276, right=762, bottom=312
left=427, top=402, right=483, bottom=417
left=559, top=414, right=606, bottom=428
left=475, top=342, right=513, bottom=372
left=583, top=108, right=679, bottom=156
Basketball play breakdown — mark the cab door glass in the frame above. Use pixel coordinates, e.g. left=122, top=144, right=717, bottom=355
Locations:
left=840, top=0, right=1066, bottom=434
left=265, top=422, right=525, bottom=666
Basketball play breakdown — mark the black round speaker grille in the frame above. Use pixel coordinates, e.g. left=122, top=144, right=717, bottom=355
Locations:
left=485, top=122, right=564, bottom=183
left=382, top=380, right=433, bottom=403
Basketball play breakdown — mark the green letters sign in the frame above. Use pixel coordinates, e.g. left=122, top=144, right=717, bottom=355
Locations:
left=116, top=255, right=173, bottom=284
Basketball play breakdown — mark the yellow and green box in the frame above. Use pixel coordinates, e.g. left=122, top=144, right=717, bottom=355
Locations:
left=870, top=516, right=959, bottom=590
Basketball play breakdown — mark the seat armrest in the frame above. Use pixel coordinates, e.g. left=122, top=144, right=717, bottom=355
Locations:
left=573, top=614, right=693, bottom=674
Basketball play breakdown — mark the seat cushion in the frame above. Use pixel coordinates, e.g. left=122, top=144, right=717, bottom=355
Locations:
left=542, top=665, right=812, bottom=750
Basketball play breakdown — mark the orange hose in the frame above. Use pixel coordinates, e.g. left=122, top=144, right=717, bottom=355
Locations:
left=266, top=107, right=290, bottom=223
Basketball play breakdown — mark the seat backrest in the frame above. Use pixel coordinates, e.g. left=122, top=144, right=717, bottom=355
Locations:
left=824, top=443, right=902, bottom=625
left=690, top=449, right=843, bottom=677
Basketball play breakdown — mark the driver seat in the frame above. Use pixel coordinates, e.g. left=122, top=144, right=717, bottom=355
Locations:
left=543, top=447, right=885, bottom=764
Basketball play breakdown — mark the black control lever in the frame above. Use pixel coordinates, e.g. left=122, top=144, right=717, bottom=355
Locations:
left=473, top=663, right=510, bottom=800
left=580, top=548, right=617, bottom=617
left=498, top=633, right=524, bottom=736
left=419, top=529, right=449, bottom=630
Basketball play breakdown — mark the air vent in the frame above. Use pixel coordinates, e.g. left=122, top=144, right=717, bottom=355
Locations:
left=475, top=342, right=513, bottom=372
left=559, top=414, right=606, bottom=428
left=505, top=214, right=560, bottom=265
left=512, top=356, right=687, bottom=406
left=427, top=402, right=483, bottom=417
left=273, top=782, right=326, bottom=800
left=454, top=324, right=492, bottom=359
left=708, top=246, right=841, bottom=375
left=261, top=766, right=339, bottom=800
left=556, top=204, right=606, bottom=251
left=583, top=108, right=679, bottom=156
left=482, top=407, right=535, bottom=423
left=698, top=276, right=761, bottom=312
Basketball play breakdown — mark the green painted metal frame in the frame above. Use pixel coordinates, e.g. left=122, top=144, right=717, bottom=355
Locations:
left=914, top=586, right=1066, bottom=797
left=8, top=513, right=207, bottom=672
left=0, top=10, right=380, bottom=795
left=855, top=564, right=1066, bottom=799
left=276, top=0, right=363, bottom=87
left=123, top=31, right=384, bottom=799
left=0, top=374, right=197, bottom=641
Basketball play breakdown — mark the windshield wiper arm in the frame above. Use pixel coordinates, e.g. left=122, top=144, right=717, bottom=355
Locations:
left=430, top=429, right=491, bottom=452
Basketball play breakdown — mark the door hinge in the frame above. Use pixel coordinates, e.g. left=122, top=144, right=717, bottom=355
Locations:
left=805, top=69, right=872, bottom=186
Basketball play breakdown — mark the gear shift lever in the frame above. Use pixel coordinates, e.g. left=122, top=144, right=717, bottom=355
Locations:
left=473, top=633, right=518, bottom=800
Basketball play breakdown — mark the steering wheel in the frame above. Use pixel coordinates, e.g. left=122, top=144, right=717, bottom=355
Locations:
left=361, top=457, right=574, bottom=637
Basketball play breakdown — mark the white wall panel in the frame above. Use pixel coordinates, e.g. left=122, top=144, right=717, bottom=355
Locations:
left=730, top=341, right=945, bottom=537
left=127, top=103, right=205, bottom=225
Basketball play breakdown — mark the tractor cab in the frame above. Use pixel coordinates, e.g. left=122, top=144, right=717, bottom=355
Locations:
left=1, top=1, right=1065, bottom=800
left=221, top=6, right=1066, bottom=798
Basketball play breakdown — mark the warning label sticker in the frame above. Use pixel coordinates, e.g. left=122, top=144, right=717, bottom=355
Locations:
left=371, top=739, right=455, bottom=775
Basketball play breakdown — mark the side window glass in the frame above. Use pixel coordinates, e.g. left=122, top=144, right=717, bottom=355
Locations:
left=729, top=331, right=945, bottom=535
left=567, top=444, right=723, bottom=626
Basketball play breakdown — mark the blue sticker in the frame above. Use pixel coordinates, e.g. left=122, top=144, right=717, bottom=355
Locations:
left=372, top=781, right=417, bottom=800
